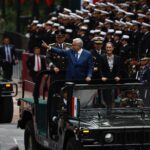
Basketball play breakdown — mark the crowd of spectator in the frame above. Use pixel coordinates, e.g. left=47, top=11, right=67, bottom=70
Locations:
left=25, top=0, right=150, bottom=82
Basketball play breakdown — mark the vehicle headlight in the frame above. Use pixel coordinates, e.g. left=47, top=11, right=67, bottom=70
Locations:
left=104, top=133, right=114, bottom=143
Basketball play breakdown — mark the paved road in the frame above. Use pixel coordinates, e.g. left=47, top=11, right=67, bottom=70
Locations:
left=0, top=123, right=24, bottom=150
left=0, top=80, right=24, bottom=150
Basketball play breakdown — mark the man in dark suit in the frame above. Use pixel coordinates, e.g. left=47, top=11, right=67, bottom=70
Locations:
left=0, top=36, right=18, bottom=80
left=139, top=23, right=150, bottom=58
left=43, top=38, right=93, bottom=81
left=91, top=39, right=105, bottom=79
left=26, top=46, right=46, bottom=82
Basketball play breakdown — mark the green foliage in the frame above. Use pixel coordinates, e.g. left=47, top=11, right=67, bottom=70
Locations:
left=4, top=0, right=62, bottom=33
left=5, top=2, right=16, bottom=32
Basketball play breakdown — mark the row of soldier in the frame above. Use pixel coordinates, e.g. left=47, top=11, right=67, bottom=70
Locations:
left=25, top=0, right=150, bottom=82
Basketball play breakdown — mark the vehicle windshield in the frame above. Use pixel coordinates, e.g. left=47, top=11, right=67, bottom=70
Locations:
left=72, top=83, right=150, bottom=109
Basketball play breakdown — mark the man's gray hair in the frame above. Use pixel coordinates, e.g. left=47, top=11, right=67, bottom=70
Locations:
left=73, top=38, right=83, bottom=48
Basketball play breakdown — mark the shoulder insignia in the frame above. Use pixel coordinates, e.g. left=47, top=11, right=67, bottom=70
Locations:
left=49, top=43, right=55, bottom=46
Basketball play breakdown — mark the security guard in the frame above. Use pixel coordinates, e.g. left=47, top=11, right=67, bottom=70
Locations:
left=120, top=90, right=144, bottom=108
left=46, top=29, right=71, bottom=80
left=91, top=38, right=105, bottom=79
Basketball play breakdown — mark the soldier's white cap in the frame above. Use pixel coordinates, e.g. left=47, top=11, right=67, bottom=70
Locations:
left=132, top=20, right=141, bottom=25
left=99, top=22, right=104, bottom=26
left=98, top=2, right=107, bottom=7
left=92, top=36, right=104, bottom=41
left=59, top=26, right=65, bottom=30
left=125, top=12, right=134, bottom=16
left=76, top=15, right=83, bottom=20
left=46, top=20, right=53, bottom=25
left=53, top=23, right=60, bottom=27
left=107, top=2, right=115, bottom=7
left=122, top=35, right=130, bottom=39
left=117, top=8, right=126, bottom=13
left=80, top=26, right=88, bottom=30
left=107, top=29, right=115, bottom=34
left=140, top=57, right=150, bottom=61
left=132, top=1, right=137, bottom=3
left=119, top=3, right=129, bottom=7
left=120, top=20, right=126, bottom=26
left=89, top=3, right=95, bottom=7
left=146, top=11, right=150, bottom=15
left=37, top=24, right=43, bottom=28
left=94, top=9, right=101, bottom=13
left=115, top=20, right=120, bottom=24
left=83, top=0, right=90, bottom=2
left=105, top=19, right=114, bottom=24
left=75, top=10, right=83, bottom=15
left=95, top=2, right=100, bottom=6
left=82, top=9, right=90, bottom=13
left=142, top=22, right=150, bottom=28
left=115, top=30, right=122, bottom=35
left=94, top=29, right=101, bottom=34
left=64, top=8, right=72, bottom=13
left=100, top=10, right=109, bottom=15
left=51, top=17, right=57, bottom=21
left=100, top=31, right=107, bottom=36
left=148, top=9, right=150, bottom=12
left=58, top=13, right=65, bottom=17
left=83, top=19, right=90, bottom=23
left=126, top=22, right=133, bottom=26
left=92, top=38, right=103, bottom=44
left=32, top=20, right=39, bottom=24
left=137, top=13, right=146, bottom=18
left=65, top=29, right=73, bottom=33
left=90, top=30, right=95, bottom=34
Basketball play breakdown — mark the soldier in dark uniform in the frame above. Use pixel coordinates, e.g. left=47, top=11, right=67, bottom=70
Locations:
left=131, top=20, right=142, bottom=59
left=46, top=30, right=71, bottom=81
left=136, top=57, right=150, bottom=82
left=120, top=90, right=144, bottom=108
left=113, top=30, right=122, bottom=55
left=139, top=23, right=150, bottom=58
left=91, top=38, right=105, bottom=79
left=119, top=35, right=132, bottom=78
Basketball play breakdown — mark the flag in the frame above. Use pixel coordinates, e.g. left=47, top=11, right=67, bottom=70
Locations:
left=71, top=96, right=80, bottom=118
left=35, top=0, right=40, bottom=4
left=45, top=0, right=54, bottom=7
left=93, top=0, right=99, bottom=3
left=19, top=0, right=25, bottom=5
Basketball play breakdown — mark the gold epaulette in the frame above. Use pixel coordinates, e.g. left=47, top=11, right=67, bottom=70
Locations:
left=49, top=43, right=55, bottom=46
left=65, top=43, right=72, bottom=45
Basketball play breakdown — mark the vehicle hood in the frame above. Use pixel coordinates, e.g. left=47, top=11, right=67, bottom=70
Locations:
left=69, top=109, right=150, bottom=129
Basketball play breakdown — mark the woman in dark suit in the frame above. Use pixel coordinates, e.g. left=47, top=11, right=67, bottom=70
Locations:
left=99, top=42, right=123, bottom=108
left=100, top=42, right=122, bottom=81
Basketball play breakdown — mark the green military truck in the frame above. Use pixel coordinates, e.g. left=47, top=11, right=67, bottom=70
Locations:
left=0, top=79, right=18, bottom=123
left=17, top=71, right=150, bottom=150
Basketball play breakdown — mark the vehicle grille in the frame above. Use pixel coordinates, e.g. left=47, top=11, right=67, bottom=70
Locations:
left=101, top=128, right=150, bottom=145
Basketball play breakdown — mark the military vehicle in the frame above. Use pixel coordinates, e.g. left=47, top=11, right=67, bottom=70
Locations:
left=17, top=71, right=150, bottom=150
left=0, top=79, right=18, bottom=123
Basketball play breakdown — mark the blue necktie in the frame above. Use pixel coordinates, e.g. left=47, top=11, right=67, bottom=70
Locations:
left=75, top=53, right=78, bottom=61
left=6, top=45, right=11, bottom=62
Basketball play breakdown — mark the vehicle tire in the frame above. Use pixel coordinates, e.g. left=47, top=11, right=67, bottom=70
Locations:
left=24, top=121, right=41, bottom=150
left=66, top=137, right=84, bottom=150
left=0, top=97, right=13, bottom=123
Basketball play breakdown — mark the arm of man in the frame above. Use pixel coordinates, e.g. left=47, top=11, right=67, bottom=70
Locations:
left=42, top=41, right=67, bottom=57
left=86, top=53, right=94, bottom=81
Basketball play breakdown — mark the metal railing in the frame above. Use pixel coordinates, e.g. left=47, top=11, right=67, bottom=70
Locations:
left=12, top=48, right=25, bottom=80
